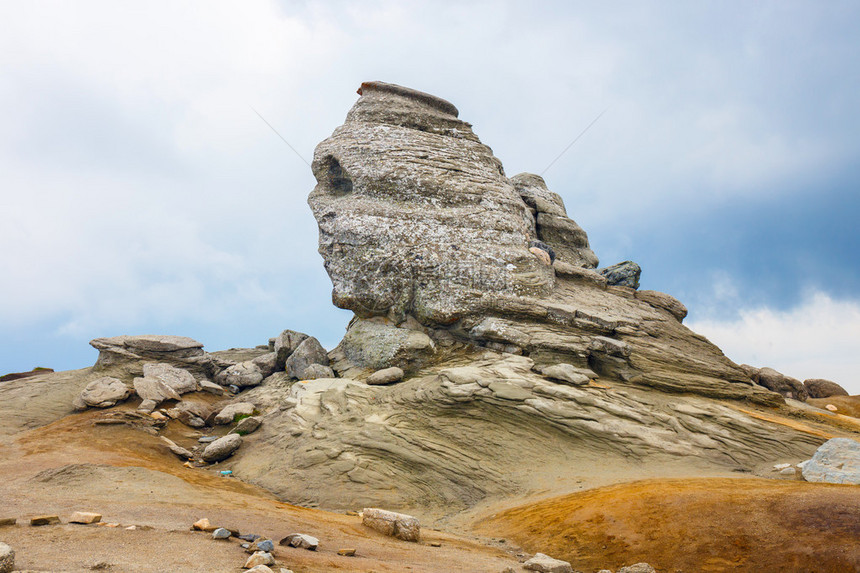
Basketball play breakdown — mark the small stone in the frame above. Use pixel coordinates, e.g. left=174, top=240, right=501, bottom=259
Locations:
left=780, top=467, right=796, bottom=476
left=125, top=525, right=137, bottom=530
left=244, top=551, right=275, bottom=568
left=337, top=548, right=356, bottom=556
left=279, top=533, right=319, bottom=550
left=78, top=376, right=131, bottom=408
left=529, top=246, right=552, bottom=265
left=366, top=367, right=405, bottom=385
left=198, top=436, right=218, bottom=443
left=523, top=552, right=574, bottom=573
left=69, top=511, right=102, bottom=524
left=429, top=541, right=442, bottom=547
left=0, top=518, right=16, bottom=527
left=772, top=463, right=791, bottom=471
left=192, top=518, right=217, bottom=532
left=160, top=436, right=195, bottom=460
left=212, top=527, right=231, bottom=539
left=137, top=399, right=158, bottom=413
left=150, top=411, right=167, bottom=421
left=30, top=515, right=60, bottom=526
left=0, top=542, right=14, bottom=573
left=238, top=533, right=261, bottom=542
left=826, top=404, right=838, bottom=412
left=254, top=539, right=275, bottom=552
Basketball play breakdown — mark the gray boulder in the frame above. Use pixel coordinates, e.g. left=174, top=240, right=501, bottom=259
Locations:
left=251, top=352, right=278, bottom=377
left=142, top=363, right=197, bottom=394
left=90, top=334, right=211, bottom=374
left=202, top=433, right=243, bottom=463
left=598, top=261, right=641, bottom=289
left=274, top=329, right=310, bottom=370
left=78, top=377, right=131, bottom=408
left=804, top=378, right=850, bottom=399
left=286, top=337, right=329, bottom=380
left=801, top=437, right=860, bottom=484
left=167, top=400, right=209, bottom=428
left=523, top=553, right=574, bottom=573
left=215, top=361, right=264, bottom=388
left=0, top=542, right=14, bottom=573
left=335, top=319, right=435, bottom=374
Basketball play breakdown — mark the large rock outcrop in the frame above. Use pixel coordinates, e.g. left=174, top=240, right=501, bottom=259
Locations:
left=308, top=81, right=773, bottom=403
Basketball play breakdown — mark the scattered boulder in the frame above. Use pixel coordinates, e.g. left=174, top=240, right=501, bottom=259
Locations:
left=804, top=379, right=849, bottom=399
left=618, top=564, right=657, bottom=573
left=279, top=533, right=319, bottom=550
left=137, top=399, right=158, bottom=414
left=800, top=437, right=860, bottom=485
left=366, top=367, right=405, bottom=385
left=753, top=368, right=808, bottom=401
left=539, top=363, right=591, bottom=386
left=0, top=518, right=16, bottom=527
left=216, top=361, right=265, bottom=388
left=274, top=329, right=310, bottom=370
left=251, top=352, right=278, bottom=377
left=285, top=337, right=330, bottom=380
left=244, top=551, right=275, bottom=569
left=301, top=363, right=335, bottom=380
left=523, top=552, right=574, bottom=573
left=214, top=402, right=256, bottom=425
left=77, top=377, right=131, bottom=409
left=598, top=261, right=641, bottom=289
left=250, top=539, right=274, bottom=553
left=337, top=548, right=357, bottom=556
left=0, top=542, right=14, bottom=573
left=69, top=511, right=101, bottom=524
left=232, top=416, right=262, bottom=435
left=361, top=508, right=420, bottom=542
left=133, top=376, right=181, bottom=404
left=142, top=363, right=197, bottom=394
left=202, top=433, right=243, bottom=463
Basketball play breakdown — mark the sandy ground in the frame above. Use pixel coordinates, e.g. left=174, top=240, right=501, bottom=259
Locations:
left=0, top=409, right=520, bottom=572
left=479, top=477, right=860, bottom=573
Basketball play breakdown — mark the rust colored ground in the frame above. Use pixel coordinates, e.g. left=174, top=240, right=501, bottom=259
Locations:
left=479, top=477, right=860, bottom=573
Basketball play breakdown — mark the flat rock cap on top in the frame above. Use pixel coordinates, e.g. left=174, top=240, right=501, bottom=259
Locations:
left=356, top=81, right=459, bottom=117
left=90, top=334, right=204, bottom=352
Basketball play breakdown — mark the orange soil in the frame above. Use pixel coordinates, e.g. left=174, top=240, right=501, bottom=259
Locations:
left=479, top=477, right=860, bottom=573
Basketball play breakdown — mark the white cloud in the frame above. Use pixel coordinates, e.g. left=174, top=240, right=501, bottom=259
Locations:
left=688, top=291, right=860, bottom=396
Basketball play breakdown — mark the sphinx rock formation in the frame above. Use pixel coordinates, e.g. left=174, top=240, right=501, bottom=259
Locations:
left=308, top=81, right=770, bottom=403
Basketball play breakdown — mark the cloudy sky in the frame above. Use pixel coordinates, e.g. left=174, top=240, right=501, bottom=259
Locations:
left=2, top=1, right=858, bottom=394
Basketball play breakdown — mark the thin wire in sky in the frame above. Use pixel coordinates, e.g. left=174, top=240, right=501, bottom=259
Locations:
left=250, top=106, right=311, bottom=167
left=540, top=108, right=608, bottom=176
